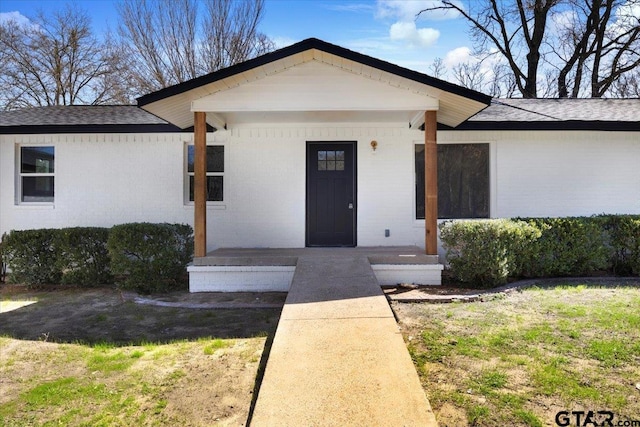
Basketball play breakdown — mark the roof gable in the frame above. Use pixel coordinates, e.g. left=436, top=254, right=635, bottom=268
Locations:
left=138, top=38, right=490, bottom=106
left=138, top=38, right=492, bottom=129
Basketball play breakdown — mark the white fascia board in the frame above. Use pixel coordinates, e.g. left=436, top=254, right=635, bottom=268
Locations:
left=191, top=100, right=438, bottom=113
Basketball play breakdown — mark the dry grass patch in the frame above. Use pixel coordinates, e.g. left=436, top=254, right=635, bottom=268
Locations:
left=0, top=337, right=264, bottom=426
left=0, top=287, right=283, bottom=426
left=394, top=285, right=640, bottom=427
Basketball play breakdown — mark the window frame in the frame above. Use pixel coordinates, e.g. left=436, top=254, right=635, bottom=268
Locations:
left=184, top=143, right=225, bottom=205
left=414, top=141, right=493, bottom=220
left=17, top=144, right=55, bottom=205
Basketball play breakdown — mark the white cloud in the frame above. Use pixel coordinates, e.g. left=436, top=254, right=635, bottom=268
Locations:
left=443, top=46, right=473, bottom=68
left=389, top=21, right=439, bottom=48
left=0, top=11, right=30, bottom=26
left=611, top=1, right=640, bottom=35
left=324, top=3, right=375, bottom=13
left=377, top=0, right=461, bottom=21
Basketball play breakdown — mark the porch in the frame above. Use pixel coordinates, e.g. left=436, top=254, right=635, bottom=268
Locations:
left=188, top=246, right=443, bottom=292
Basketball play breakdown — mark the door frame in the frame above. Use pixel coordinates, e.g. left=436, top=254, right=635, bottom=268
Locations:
left=305, top=141, right=357, bottom=247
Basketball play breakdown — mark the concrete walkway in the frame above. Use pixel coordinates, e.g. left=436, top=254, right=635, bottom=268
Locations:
left=249, top=255, right=437, bottom=426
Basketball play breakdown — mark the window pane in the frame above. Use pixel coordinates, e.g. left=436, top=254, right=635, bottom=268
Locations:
left=318, top=151, right=326, bottom=161
left=187, top=146, right=195, bottom=173
left=21, top=147, right=54, bottom=173
left=415, top=145, right=425, bottom=219
left=207, top=146, right=224, bottom=172
left=187, top=145, right=224, bottom=173
left=336, top=161, right=344, bottom=171
left=327, top=151, right=335, bottom=161
left=415, top=144, right=489, bottom=219
left=22, top=176, right=54, bottom=202
left=189, top=176, right=223, bottom=202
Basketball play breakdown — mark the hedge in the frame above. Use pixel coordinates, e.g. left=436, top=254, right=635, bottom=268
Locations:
left=517, top=217, right=609, bottom=277
left=440, top=215, right=640, bottom=288
left=440, top=219, right=541, bottom=287
left=1, top=223, right=193, bottom=292
left=604, top=215, right=640, bottom=275
left=1, top=229, right=61, bottom=286
left=56, top=227, right=113, bottom=286
left=107, top=223, right=193, bottom=294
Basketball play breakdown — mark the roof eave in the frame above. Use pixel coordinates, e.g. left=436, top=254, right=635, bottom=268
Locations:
left=0, top=123, right=183, bottom=135
left=450, top=120, right=640, bottom=131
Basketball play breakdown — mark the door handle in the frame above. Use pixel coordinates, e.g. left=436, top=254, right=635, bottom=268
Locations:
left=348, top=203, right=354, bottom=209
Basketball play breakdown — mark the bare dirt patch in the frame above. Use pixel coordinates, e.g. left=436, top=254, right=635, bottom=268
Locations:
left=0, top=285, right=285, bottom=426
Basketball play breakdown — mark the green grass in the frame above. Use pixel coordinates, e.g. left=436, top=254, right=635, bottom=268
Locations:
left=202, top=337, right=232, bottom=355
left=473, top=369, right=507, bottom=395
left=397, top=285, right=640, bottom=426
left=0, top=336, right=261, bottom=426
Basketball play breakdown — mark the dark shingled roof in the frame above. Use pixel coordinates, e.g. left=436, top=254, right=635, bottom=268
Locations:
left=455, top=98, right=640, bottom=131
left=2, top=99, right=639, bottom=134
left=0, top=105, right=181, bottom=134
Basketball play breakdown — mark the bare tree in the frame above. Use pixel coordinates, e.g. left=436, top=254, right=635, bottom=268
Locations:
left=420, top=0, right=559, bottom=98
left=429, top=57, right=447, bottom=78
left=118, top=0, right=274, bottom=94
left=0, top=5, right=130, bottom=109
left=452, top=61, right=487, bottom=92
left=553, top=0, right=640, bottom=97
left=489, top=62, right=519, bottom=97
left=419, top=0, right=640, bottom=98
left=610, top=69, right=640, bottom=96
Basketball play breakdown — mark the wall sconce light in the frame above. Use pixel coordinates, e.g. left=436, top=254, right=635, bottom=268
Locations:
left=370, top=140, right=378, bottom=152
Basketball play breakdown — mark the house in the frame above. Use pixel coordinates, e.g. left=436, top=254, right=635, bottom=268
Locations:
left=1, top=38, right=639, bottom=291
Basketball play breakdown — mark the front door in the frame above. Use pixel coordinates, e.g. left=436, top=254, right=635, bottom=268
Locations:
left=306, top=142, right=356, bottom=247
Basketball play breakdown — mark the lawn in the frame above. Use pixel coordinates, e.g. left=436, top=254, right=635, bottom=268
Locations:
left=0, top=287, right=284, bottom=426
left=393, top=284, right=640, bottom=427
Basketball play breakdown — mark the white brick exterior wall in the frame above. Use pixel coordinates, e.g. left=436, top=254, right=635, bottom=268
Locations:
left=437, top=130, right=640, bottom=218
left=1, top=128, right=639, bottom=253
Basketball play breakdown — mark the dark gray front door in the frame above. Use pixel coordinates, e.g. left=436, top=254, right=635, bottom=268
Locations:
left=306, top=142, right=356, bottom=247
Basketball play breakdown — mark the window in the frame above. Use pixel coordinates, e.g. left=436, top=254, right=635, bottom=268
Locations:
left=187, top=145, right=224, bottom=202
left=19, top=146, right=55, bottom=203
left=317, top=150, right=345, bottom=171
left=415, top=143, right=489, bottom=219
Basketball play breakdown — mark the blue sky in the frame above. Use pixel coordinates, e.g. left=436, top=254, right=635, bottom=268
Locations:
left=0, top=0, right=475, bottom=75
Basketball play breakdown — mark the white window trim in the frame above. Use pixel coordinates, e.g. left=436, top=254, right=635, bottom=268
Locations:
left=16, top=144, right=55, bottom=205
left=184, top=142, right=226, bottom=206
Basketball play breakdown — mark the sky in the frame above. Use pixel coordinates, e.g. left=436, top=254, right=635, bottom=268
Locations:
left=0, top=0, right=475, bottom=76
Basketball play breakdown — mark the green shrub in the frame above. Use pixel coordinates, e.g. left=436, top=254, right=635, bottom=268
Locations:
left=518, top=217, right=609, bottom=277
left=603, top=215, right=640, bottom=275
left=1, top=229, right=62, bottom=285
left=56, top=227, right=113, bottom=286
left=440, top=219, right=541, bottom=287
left=107, top=223, right=193, bottom=294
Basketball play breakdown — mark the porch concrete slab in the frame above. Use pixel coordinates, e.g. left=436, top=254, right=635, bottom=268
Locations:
left=281, top=256, right=392, bottom=320
left=203, top=246, right=438, bottom=264
left=249, top=255, right=437, bottom=426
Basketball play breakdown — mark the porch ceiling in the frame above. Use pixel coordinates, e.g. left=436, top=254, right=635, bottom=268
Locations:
left=139, top=40, right=490, bottom=130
